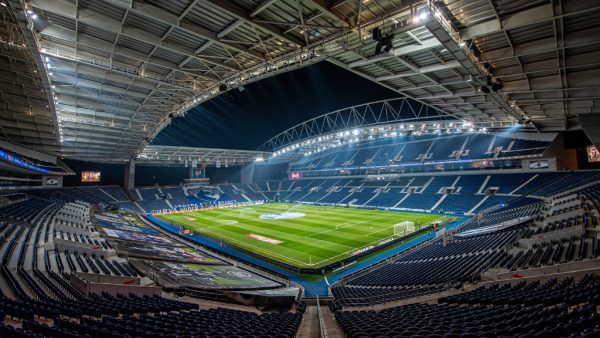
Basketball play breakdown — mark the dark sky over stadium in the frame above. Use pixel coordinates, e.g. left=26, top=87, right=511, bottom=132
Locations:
left=152, top=61, right=399, bottom=150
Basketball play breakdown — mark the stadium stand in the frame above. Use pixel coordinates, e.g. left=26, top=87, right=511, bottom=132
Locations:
left=292, top=134, right=552, bottom=172
left=335, top=299, right=600, bottom=337
left=328, top=174, right=600, bottom=311
left=0, top=188, right=303, bottom=338
left=2, top=0, right=600, bottom=335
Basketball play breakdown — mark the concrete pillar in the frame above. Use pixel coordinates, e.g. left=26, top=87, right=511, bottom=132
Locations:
left=124, top=159, right=135, bottom=190
left=580, top=115, right=600, bottom=149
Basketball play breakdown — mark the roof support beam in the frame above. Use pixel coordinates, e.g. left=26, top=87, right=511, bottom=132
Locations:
left=376, top=61, right=461, bottom=81
left=250, top=0, right=279, bottom=17
left=40, top=24, right=220, bottom=83
left=479, top=27, right=600, bottom=63
left=217, top=19, right=245, bottom=39
left=203, top=0, right=305, bottom=47
left=460, top=4, right=553, bottom=40
left=460, top=3, right=600, bottom=40
left=102, top=0, right=265, bottom=60
left=348, top=38, right=442, bottom=68
left=304, top=0, right=349, bottom=27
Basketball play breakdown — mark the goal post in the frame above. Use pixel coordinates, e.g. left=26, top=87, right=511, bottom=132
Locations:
left=394, top=221, right=415, bottom=236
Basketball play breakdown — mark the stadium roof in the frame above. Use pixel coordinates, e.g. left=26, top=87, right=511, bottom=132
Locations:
left=137, top=145, right=270, bottom=166
left=2, top=0, right=599, bottom=162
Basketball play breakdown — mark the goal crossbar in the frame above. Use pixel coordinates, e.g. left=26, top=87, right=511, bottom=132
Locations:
left=394, top=221, right=415, bottom=236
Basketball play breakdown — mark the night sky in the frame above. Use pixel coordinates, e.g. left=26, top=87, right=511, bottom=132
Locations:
left=152, top=61, right=400, bottom=150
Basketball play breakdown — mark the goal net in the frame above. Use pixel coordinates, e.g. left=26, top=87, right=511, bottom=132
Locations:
left=394, top=221, right=416, bottom=236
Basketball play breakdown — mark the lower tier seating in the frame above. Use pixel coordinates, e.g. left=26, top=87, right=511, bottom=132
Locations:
left=335, top=301, right=600, bottom=337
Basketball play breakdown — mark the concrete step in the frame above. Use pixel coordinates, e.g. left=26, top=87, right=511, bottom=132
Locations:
left=0, top=273, right=16, bottom=300
left=320, top=305, right=344, bottom=338
left=297, top=306, right=320, bottom=338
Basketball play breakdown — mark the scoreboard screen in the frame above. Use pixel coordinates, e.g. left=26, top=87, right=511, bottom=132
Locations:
left=81, top=171, right=101, bottom=183
left=588, top=146, right=600, bottom=163
left=289, top=172, right=302, bottom=180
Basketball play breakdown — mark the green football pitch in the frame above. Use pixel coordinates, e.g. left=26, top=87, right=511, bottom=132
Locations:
left=157, top=203, right=452, bottom=269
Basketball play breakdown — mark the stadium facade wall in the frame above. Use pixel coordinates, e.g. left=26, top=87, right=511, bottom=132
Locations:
left=205, top=166, right=242, bottom=183
left=135, top=165, right=189, bottom=186
left=69, top=273, right=161, bottom=297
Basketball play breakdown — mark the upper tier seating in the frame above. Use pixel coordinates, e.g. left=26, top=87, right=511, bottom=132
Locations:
left=0, top=198, right=51, bottom=222
left=101, top=186, right=130, bottom=201
left=238, top=172, right=600, bottom=217
left=136, top=187, right=162, bottom=200
left=292, top=133, right=552, bottom=172
left=0, top=146, right=70, bottom=174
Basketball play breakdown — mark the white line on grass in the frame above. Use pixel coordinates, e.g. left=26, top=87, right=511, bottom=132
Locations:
left=165, top=207, right=449, bottom=268
left=305, top=214, right=395, bottom=238
left=193, top=225, right=323, bottom=267
left=306, top=215, right=450, bottom=267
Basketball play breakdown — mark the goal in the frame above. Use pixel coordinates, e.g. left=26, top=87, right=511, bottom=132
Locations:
left=394, top=221, right=415, bottom=236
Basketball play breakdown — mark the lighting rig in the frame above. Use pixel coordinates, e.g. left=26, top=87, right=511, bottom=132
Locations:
left=268, top=121, right=519, bottom=161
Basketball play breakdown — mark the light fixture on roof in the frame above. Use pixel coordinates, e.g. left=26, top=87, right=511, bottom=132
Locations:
left=372, top=27, right=394, bottom=55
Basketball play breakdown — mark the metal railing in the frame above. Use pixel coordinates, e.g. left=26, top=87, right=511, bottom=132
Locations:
left=316, top=294, right=329, bottom=338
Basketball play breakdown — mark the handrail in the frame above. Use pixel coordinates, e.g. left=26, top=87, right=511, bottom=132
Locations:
left=315, top=294, right=328, bottom=338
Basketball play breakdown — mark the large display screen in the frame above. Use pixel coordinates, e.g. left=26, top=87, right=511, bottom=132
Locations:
left=529, top=160, right=549, bottom=169
left=587, top=146, right=600, bottom=163
left=289, top=171, right=302, bottom=180
left=81, top=171, right=101, bottom=183
left=191, top=168, right=203, bottom=179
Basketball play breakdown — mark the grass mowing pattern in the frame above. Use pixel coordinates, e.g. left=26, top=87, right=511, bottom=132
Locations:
left=157, top=203, right=448, bottom=269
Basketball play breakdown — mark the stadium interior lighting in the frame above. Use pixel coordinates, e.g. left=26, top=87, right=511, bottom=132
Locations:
left=372, top=27, right=394, bottom=55
left=268, top=121, right=500, bottom=160
left=38, top=53, right=65, bottom=144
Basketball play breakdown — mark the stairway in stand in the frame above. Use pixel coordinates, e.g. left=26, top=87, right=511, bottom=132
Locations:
left=297, top=306, right=320, bottom=338
left=320, top=305, right=344, bottom=338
